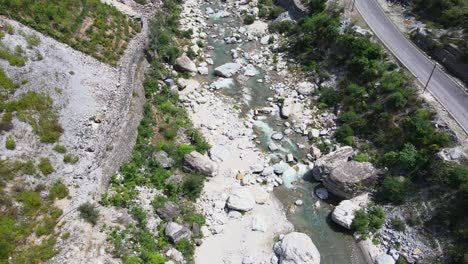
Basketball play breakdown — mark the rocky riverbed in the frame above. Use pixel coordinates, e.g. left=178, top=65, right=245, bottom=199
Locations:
left=173, top=0, right=372, bottom=262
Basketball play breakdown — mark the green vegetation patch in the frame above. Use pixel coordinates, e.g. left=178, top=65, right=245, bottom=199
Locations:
left=102, top=0, right=209, bottom=262
left=1, top=91, right=63, bottom=143
left=0, top=0, right=141, bottom=65
left=78, top=202, right=100, bottom=226
left=352, top=206, right=386, bottom=239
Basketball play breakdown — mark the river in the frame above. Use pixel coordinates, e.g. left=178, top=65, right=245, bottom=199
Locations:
left=193, top=1, right=367, bottom=262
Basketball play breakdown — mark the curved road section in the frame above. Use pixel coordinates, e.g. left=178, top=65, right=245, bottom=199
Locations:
left=355, top=0, right=468, bottom=133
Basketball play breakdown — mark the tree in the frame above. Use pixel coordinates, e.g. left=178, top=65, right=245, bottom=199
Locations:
left=379, top=176, right=409, bottom=204
left=382, top=143, right=419, bottom=174
left=308, top=0, right=327, bottom=14
left=335, top=124, right=354, bottom=144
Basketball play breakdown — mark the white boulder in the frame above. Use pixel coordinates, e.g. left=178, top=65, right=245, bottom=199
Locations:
left=273, top=232, right=320, bottom=264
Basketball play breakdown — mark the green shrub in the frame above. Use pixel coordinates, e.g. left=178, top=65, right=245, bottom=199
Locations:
left=78, top=202, right=99, bottom=226
left=17, top=191, right=42, bottom=215
left=14, top=45, right=24, bottom=55
left=151, top=196, right=169, bottom=210
left=5, top=24, right=14, bottom=34
left=175, top=238, right=195, bottom=260
left=335, top=124, right=354, bottom=144
left=352, top=209, right=370, bottom=237
left=0, top=112, right=13, bottom=131
left=22, top=160, right=36, bottom=175
left=268, top=6, right=285, bottom=19
left=11, top=238, right=57, bottom=263
left=130, top=206, right=147, bottom=227
left=353, top=153, right=371, bottom=162
left=319, top=87, right=341, bottom=107
left=63, top=154, right=79, bottom=164
left=53, top=144, right=67, bottom=153
left=183, top=212, right=205, bottom=226
left=181, top=174, right=204, bottom=200
left=181, top=29, right=193, bottom=39
left=36, top=217, right=55, bottom=236
left=396, top=256, right=408, bottom=264
left=391, top=218, right=406, bottom=232
left=61, top=232, right=71, bottom=240
left=379, top=176, right=409, bottom=204
left=25, top=33, right=41, bottom=47
left=352, top=206, right=386, bottom=238
left=49, top=182, right=69, bottom=200
left=269, top=21, right=296, bottom=34
left=368, top=206, right=386, bottom=230
left=382, top=143, right=419, bottom=174
left=39, top=158, right=54, bottom=175
left=243, top=15, right=256, bottom=25
left=5, top=135, right=15, bottom=150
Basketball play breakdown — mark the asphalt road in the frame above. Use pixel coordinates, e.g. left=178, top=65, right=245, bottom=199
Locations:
left=355, top=0, right=468, bottom=133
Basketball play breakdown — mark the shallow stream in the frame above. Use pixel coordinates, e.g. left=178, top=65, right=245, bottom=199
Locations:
left=198, top=2, right=367, bottom=263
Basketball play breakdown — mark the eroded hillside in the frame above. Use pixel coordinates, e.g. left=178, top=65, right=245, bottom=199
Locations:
left=0, top=0, right=156, bottom=262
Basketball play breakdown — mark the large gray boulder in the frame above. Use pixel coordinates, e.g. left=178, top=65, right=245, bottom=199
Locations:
left=296, top=81, right=316, bottom=96
left=313, top=147, right=378, bottom=198
left=273, top=232, right=320, bottom=264
left=312, top=146, right=354, bottom=181
left=375, top=254, right=396, bottom=264
left=214, top=62, right=242, bottom=77
left=156, top=201, right=181, bottom=221
left=154, top=151, right=175, bottom=169
left=322, top=161, right=378, bottom=199
left=183, top=151, right=217, bottom=176
left=436, top=146, right=467, bottom=162
left=175, top=55, right=197, bottom=73
left=165, top=222, right=191, bottom=243
left=280, top=97, right=294, bottom=119
left=226, top=188, right=255, bottom=212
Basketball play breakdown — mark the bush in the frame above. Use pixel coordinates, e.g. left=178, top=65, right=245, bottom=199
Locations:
left=269, top=21, right=296, bottom=34
left=39, top=158, right=54, bottom=175
left=352, top=209, right=370, bottom=237
left=151, top=196, right=169, bottom=210
left=353, top=153, right=371, bottom=162
left=63, top=154, right=79, bottom=164
left=78, top=202, right=99, bottom=226
left=368, top=206, right=386, bottom=230
left=268, top=6, right=285, bottom=19
left=382, top=143, right=419, bottom=174
left=243, top=15, right=256, bottom=25
left=130, top=206, right=147, bottom=227
left=17, top=191, right=42, bottom=215
left=175, top=238, right=195, bottom=260
left=53, top=144, right=67, bottom=153
left=335, top=124, right=354, bottom=144
left=352, top=206, right=386, bottom=238
left=379, top=176, right=409, bottom=204
left=49, top=182, right=69, bottom=200
left=22, top=160, right=36, bottom=175
left=5, top=135, right=15, bottom=150
left=391, top=218, right=406, bottom=232
left=181, top=174, right=204, bottom=200
left=36, top=217, right=55, bottom=236
left=25, top=33, right=41, bottom=47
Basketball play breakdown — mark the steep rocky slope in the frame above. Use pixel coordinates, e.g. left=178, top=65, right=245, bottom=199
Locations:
left=0, top=1, right=157, bottom=262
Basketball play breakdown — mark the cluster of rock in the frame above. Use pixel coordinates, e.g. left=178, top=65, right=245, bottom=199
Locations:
left=313, top=146, right=379, bottom=199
